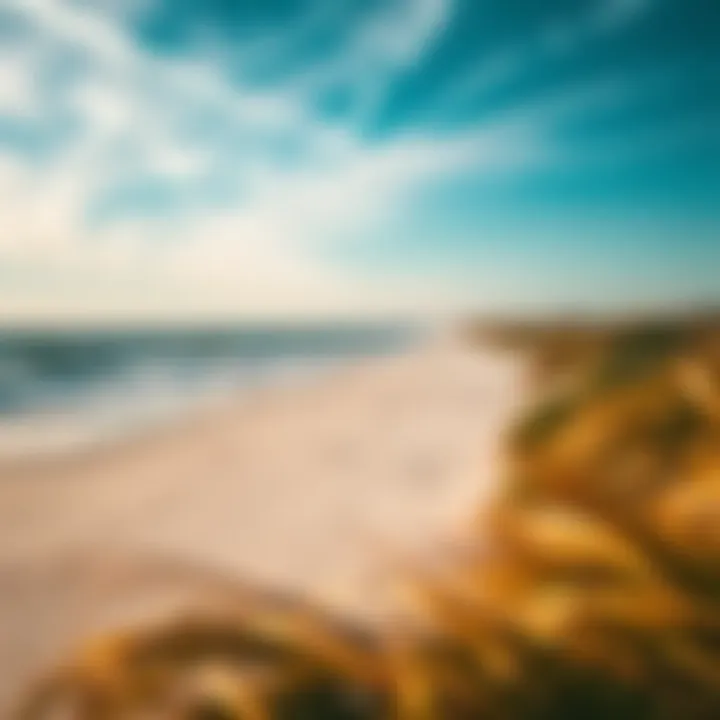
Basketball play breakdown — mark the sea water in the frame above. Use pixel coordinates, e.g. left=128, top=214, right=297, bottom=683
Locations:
left=0, top=324, right=419, bottom=460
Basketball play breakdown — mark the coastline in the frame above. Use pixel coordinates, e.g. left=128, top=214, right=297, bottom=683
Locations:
left=0, top=338, right=525, bottom=714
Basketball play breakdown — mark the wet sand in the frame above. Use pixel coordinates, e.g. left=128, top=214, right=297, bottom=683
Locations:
left=0, top=340, right=524, bottom=713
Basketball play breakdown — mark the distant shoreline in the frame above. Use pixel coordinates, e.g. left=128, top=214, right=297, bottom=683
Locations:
left=0, top=323, right=425, bottom=466
left=0, top=345, right=419, bottom=479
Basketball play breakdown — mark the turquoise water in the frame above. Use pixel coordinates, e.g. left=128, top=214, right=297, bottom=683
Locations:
left=0, top=324, right=419, bottom=452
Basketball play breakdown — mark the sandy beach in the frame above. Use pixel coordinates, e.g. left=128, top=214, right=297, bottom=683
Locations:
left=0, top=339, right=524, bottom=714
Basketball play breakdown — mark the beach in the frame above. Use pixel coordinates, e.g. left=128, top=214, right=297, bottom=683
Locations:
left=0, top=338, right=524, bottom=714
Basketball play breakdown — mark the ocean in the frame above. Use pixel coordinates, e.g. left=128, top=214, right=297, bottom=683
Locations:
left=0, top=324, right=418, bottom=459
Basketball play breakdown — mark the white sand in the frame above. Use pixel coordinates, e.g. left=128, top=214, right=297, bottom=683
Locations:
left=0, top=340, right=524, bottom=714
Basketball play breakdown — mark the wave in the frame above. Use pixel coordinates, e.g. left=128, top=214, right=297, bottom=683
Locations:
left=0, top=324, right=417, bottom=459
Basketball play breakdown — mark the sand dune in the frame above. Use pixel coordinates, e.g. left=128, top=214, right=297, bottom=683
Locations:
left=0, top=340, right=524, bottom=714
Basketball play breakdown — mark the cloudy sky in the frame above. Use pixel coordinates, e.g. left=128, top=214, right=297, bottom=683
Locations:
left=0, top=0, right=718, bottom=323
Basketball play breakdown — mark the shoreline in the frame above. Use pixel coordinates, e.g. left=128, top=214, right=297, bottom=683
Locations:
left=0, top=339, right=525, bottom=713
left=0, top=350, right=404, bottom=474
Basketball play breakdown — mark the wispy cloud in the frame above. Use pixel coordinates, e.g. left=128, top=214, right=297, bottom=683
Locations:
left=0, top=0, right=712, bottom=322
left=0, top=0, right=547, bottom=321
left=431, top=0, right=655, bottom=118
left=592, top=0, right=650, bottom=32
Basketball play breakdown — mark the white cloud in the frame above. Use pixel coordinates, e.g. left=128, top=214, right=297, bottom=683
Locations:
left=432, top=0, right=655, bottom=120
left=429, top=48, right=529, bottom=116
left=279, top=0, right=455, bottom=126
left=592, top=0, right=650, bottom=32
left=0, top=0, right=553, bottom=322
left=0, top=44, right=41, bottom=117
left=71, top=80, right=132, bottom=136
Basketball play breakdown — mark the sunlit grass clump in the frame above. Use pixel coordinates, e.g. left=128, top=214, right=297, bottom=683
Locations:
left=20, top=323, right=720, bottom=719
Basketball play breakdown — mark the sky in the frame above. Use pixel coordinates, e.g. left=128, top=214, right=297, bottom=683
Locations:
left=0, top=0, right=718, bottom=324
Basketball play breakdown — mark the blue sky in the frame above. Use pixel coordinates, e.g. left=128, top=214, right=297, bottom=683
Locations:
left=0, top=0, right=718, bottom=323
